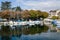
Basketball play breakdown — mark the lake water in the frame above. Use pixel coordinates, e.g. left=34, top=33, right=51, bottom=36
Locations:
left=0, top=25, right=60, bottom=40
left=1, top=32, right=60, bottom=40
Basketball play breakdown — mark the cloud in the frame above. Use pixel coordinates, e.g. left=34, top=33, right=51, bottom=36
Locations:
left=0, top=0, right=60, bottom=11
left=19, top=0, right=60, bottom=11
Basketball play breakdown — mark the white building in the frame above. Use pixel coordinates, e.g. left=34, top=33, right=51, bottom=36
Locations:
left=44, top=10, right=60, bottom=25
left=49, top=10, right=60, bottom=18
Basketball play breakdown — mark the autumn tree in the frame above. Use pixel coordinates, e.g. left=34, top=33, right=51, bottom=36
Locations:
left=1, top=10, right=11, bottom=20
left=15, top=11, right=21, bottom=20
left=21, top=10, right=30, bottom=20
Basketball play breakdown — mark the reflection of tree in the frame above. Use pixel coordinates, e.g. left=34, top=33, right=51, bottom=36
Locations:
left=12, top=27, right=21, bottom=37
left=0, top=25, right=48, bottom=40
left=0, top=25, right=22, bottom=40
left=1, top=25, right=11, bottom=36
left=1, top=25, right=11, bottom=40
left=1, top=36, right=11, bottom=40
left=22, top=25, right=48, bottom=35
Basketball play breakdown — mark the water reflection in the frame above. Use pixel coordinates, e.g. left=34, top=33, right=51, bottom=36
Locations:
left=22, top=25, right=48, bottom=35
left=0, top=25, right=48, bottom=40
left=1, top=36, right=11, bottom=40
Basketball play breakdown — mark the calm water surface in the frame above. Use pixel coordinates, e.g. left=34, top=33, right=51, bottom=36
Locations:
left=1, top=32, right=60, bottom=40
left=0, top=25, right=60, bottom=40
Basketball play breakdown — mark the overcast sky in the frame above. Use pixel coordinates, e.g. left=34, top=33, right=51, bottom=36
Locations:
left=0, top=0, right=60, bottom=12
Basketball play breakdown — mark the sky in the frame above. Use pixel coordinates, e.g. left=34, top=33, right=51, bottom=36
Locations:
left=0, top=0, right=60, bottom=12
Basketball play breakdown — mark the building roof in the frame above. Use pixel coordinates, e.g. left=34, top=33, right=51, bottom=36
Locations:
left=49, top=10, right=57, bottom=12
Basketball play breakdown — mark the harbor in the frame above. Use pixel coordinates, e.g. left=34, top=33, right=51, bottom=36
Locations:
left=0, top=0, right=60, bottom=40
left=0, top=20, right=43, bottom=29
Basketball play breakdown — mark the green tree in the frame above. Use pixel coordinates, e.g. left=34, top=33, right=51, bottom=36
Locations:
left=29, top=10, right=37, bottom=19
left=1, top=1, right=11, bottom=10
left=52, top=16, right=59, bottom=20
left=40, top=12, right=49, bottom=24
left=29, top=10, right=48, bottom=20
left=35, top=10, right=42, bottom=19
left=42, top=12, right=49, bottom=19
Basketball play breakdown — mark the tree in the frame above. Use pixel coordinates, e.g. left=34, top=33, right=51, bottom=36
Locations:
left=1, top=10, right=11, bottom=19
left=42, top=12, right=49, bottom=19
left=15, top=11, right=21, bottom=20
left=21, top=10, right=30, bottom=20
left=29, top=10, right=37, bottom=20
left=29, top=10, right=49, bottom=20
left=35, top=10, right=42, bottom=19
left=15, top=6, right=22, bottom=11
left=51, top=16, right=59, bottom=20
left=11, top=6, right=22, bottom=20
left=1, top=1, right=11, bottom=10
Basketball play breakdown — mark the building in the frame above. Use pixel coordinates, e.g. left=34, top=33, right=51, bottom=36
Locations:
left=49, top=10, right=60, bottom=18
